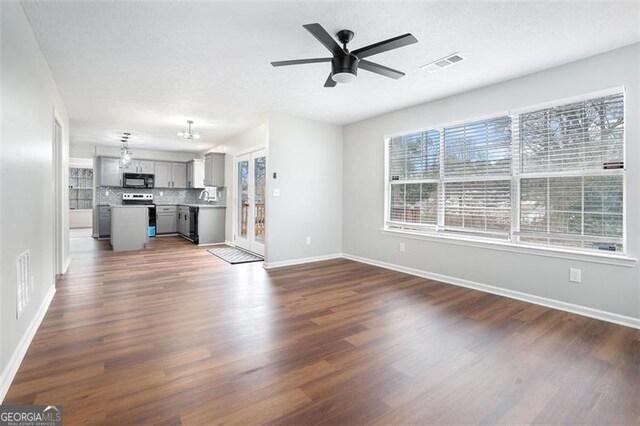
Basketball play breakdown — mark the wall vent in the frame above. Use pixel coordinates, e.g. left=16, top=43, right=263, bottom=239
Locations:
left=420, top=53, right=465, bottom=73
left=16, top=250, right=33, bottom=318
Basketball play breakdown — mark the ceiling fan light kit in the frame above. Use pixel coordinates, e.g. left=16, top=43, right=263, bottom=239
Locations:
left=271, top=23, right=418, bottom=87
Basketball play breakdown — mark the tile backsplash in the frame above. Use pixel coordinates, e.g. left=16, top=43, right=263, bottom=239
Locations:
left=96, top=187, right=226, bottom=206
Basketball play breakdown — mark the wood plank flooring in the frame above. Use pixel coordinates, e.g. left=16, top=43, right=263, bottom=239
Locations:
left=4, top=235, right=639, bottom=424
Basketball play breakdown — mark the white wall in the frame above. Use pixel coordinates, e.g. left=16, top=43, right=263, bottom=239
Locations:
left=1, top=2, right=70, bottom=399
left=216, top=124, right=268, bottom=243
left=266, top=113, right=343, bottom=265
left=343, top=43, right=640, bottom=322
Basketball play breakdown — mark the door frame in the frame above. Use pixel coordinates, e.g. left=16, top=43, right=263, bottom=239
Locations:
left=232, top=145, right=267, bottom=255
left=52, top=111, right=66, bottom=276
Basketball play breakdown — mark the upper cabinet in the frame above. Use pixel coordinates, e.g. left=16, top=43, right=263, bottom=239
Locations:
left=204, top=153, right=225, bottom=187
left=187, top=159, right=205, bottom=189
left=125, top=160, right=154, bottom=174
left=154, top=161, right=187, bottom=188
left=97, top=157, right=122, bottom=187
left=172, top=163, right=187, bottom=188
left=96, top=155, right=208, bottom=189
left=154, top=162, right=172, bottom=188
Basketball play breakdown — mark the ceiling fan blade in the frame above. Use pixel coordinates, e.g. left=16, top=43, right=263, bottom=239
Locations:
left=358, top=60, right=405, bottom=79
left=303, top=23, right=345, bottom=57
left=352, top=33, right=418, bottom=59
left=324, top=73, right=337, bottom=88
left=271, top=58, right=332, bottom=67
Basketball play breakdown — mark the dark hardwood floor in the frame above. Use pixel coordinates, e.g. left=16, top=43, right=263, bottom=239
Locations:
left=4, top=233, right=639, bottom=424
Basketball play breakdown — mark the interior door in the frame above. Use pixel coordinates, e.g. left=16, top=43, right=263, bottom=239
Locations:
left=235, top=150, right=267, bottom=255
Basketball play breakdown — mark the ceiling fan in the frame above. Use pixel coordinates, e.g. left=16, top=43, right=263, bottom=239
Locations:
left=271, top=23, right=418, bottom=87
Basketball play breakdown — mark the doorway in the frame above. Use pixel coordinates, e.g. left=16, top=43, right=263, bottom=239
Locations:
left=235, top=149, right=266, bottom=256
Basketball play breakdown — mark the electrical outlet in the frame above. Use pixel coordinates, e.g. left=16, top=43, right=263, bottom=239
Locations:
left=306, top=236, right=312, bottom=245
left=105, top=190, right=109, bottom=196
left=399, top=242, right=406, bottom=252
left=159, top=191, right=163, bottom=196
left=273, top=189, right=281, bottom=197
left=569, top=268, right=582, bottom=283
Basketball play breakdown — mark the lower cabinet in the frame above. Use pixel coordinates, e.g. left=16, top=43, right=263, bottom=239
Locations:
left=98, top=206, right=111, bottom=238
left=156, top=205, right=177, bottom=234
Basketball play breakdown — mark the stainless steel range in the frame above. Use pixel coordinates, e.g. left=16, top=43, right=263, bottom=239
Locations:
left=122, top=193, right=156, bottom=237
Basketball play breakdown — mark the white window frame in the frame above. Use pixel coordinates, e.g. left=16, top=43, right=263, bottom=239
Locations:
left=382, top=87, right=635, bottom=267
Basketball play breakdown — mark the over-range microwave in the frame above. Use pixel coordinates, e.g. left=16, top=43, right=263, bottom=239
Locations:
left=123, top=173, right=155, bottom=189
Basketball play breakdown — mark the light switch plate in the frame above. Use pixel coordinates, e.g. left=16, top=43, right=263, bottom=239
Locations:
left=273, top=189, right=281, bottom=197
left=306, top=236, right=311, bottom=245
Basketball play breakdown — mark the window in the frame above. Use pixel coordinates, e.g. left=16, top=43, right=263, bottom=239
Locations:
left=388, top=130, right=439, bottom=227
left=385, top=91, right=625, bottom=255
left=516, top=93, right=624, bottom=252
left=442, top=117, right=512, bottom=236
left=69, top=167, right=94, bottom=210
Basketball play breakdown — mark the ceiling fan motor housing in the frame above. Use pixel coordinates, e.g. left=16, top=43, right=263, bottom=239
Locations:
left=331, top=54, right=358, bottom=79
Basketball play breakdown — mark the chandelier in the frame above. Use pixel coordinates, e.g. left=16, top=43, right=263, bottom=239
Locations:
left=178, top=120, right=200, bottom=140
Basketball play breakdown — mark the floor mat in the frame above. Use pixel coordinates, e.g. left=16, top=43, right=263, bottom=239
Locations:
left=208, top=247, right=263, bottom=264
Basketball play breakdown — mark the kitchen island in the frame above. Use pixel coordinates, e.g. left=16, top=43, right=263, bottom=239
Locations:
left=110, top=205, right=149, bottom=251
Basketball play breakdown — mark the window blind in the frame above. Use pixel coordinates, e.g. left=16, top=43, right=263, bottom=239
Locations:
left=444, top=117, right=512, bottom=177
left=385, top=91, right=625, bottom=254
left=389, top=130, right=440, bottom=181
left=517, top=93, right=624, bottom=253
left=388, top=130, right=440, bottom=227
left=444, top=180, right=511, bottom=235
left=519, top=94, right=624, bottom=173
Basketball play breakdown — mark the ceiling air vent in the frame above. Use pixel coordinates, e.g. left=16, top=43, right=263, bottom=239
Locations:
left=420, top=53, right=465, bottom=73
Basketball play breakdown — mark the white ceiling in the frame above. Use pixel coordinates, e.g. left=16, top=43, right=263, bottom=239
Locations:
left=21, top=1, right=640, bottom=153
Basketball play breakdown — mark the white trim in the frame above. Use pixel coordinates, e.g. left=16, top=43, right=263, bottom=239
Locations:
left=0, top=285, right=56, bottom=403
left=380, top=228, right=636, bottom=267
left=62, top=256, right=72, bottom=274
left=342, top=253, right=640, bottom=330
left=263, top=253, right=343, bottom=269
left=224, top=240, right=235, bottom=247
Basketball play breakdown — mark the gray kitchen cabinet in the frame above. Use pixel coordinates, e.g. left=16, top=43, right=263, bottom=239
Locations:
left=127, top=160, right=155, bottom=174
left=97, top=157, right=122, bottom=187
left=98, top=205, right=111, bottom=238
left=155, top=161, right=186, bottom=188
left=154, top=162, right=172, bottom=188
left=172, top=163, right=187, bottom=188
left=187, top=159, right=205, bottom=189
left=156, top=205, right=177, bottom=234
left=204, top=153, right=225, bottom=187
left=138, top=160, right=155, bottom=174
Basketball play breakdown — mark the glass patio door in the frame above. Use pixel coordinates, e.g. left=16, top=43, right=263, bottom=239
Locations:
left=236, top=149, right=266, bottom=255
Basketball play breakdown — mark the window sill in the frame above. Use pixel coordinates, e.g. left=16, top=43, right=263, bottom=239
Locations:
left=380, top=228, right=637, bottom=268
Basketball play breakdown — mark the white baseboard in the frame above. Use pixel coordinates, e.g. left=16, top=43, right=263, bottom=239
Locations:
left=197, top=242, right=228, bottom=247
left=0, top=285, right=56, bottom=402
left=224, top=240, right=234, bottom=247
left=342, top=253, right=640, bottom=330
left=62, top=256, right=72, bottom=274
left=264, top=253, right=343, bottom=269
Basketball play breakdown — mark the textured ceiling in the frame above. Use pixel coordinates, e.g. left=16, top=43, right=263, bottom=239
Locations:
left=21, top=1, right=640, bottom=152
